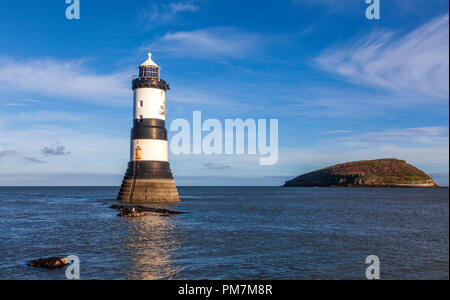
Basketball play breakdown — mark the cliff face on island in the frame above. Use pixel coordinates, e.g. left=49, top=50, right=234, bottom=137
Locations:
left=284, top=158, right=438, bottom=188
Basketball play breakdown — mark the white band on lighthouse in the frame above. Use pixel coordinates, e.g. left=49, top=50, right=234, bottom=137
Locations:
left=131, top=139, right=168, bottom=162
left=134, top=88, right=166, bottom=121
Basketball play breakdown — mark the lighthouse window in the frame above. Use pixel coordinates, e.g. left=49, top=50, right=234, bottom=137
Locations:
left=139, top=100, right=143, bottom=107
left=139, top=66, right=160, bottom=79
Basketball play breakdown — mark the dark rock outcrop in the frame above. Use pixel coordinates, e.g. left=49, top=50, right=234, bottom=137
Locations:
left=109, top=204, right=184, bottom=216
left=28, top=257, right=68, bottom=269
left=118, top=209, right=146, bottom=218
left=284, top=158, right=439, bottom=188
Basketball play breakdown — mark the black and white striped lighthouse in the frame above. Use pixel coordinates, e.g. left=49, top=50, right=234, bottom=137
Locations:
left=118, top=51, right=180, bottom=203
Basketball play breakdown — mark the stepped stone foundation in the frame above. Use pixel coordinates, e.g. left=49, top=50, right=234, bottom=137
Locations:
left=118, top=178, right=180, bottom=203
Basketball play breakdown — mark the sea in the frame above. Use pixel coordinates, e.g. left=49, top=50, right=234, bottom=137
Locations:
left=0, top=186, right=448, bottom=280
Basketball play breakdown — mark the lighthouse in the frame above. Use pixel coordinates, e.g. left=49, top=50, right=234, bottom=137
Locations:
left=118, top=51, right=180, bottom=203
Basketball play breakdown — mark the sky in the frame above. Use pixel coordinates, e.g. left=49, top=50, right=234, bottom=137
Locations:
left=0, top=0, right=448, bottom=186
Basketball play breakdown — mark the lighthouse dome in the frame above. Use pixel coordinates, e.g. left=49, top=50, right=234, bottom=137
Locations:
left=139, top=51, right=160, bottom=79
left=140, top=51, right=159, bottom=67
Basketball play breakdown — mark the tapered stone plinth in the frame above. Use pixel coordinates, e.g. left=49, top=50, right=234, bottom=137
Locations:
left=118, top=178, right=180, bottom=203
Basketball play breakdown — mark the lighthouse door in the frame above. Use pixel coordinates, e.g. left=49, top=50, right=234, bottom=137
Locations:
left=135, top=146, right=142, bottom=161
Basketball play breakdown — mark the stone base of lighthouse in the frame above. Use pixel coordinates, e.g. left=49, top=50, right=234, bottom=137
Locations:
left=117, top=161, right=180, bottom=203
left=118, top=179, right=180, bottom=203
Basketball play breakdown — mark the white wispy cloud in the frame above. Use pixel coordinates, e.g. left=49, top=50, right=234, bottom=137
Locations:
left=152, top=27, right=264, bottom=59
left=0, top=57, right=129, bottom=105
left=0, top=110, right=89, bottom=124
left=279, top=126, right=449, bottom=173
left=0, top=123, right=128, bottom=174
left=22, top=98, right=47, bottom=104
left=336, top=127, right=449, bottom=147
left=322, top=130, right=352, bottom=135
left=4, top=103, right=25, bottom=107
left=0, top=172, right=123, bottom=186
left=143, top=2, right=199, bottom=27
left=316, top=14, right=449, bottom=98
left=2, top=98, right=47, bottom=107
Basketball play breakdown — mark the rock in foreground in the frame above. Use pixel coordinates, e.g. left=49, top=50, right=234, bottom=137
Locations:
left=28, top=257, right=68, bottom=269
left=284, top=158, right=439, bottom=188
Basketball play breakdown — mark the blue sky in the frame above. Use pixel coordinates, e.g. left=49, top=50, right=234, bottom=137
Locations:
left=0, top=0, right=448, bottom=186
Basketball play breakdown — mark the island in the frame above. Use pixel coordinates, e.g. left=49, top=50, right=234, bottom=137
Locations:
left=283, top=158, right=439, bottom=188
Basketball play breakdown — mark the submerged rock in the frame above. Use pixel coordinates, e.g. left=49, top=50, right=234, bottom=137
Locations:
left=28, top=257, right=68, bottom=269
left=110, top=204, right=126, bottom=211
left=109, top=204, right=184, bottom=216
left=118, top=209, right=146, bottom=218
left=117, top=208, right=145, bottom=218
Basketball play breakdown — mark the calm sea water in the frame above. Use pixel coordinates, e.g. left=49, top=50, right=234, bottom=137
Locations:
left=0, top=186, right=448, bottom=280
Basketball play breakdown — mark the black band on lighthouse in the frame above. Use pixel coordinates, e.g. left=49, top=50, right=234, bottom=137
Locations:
left=131, top=118, right=167, bottom=140
left=125, top=161, right=174, bottom=179
left=132, top=77, right=170, bottom=91
left=131, top=127, right=167, bottom=140
left=133, top=118, right=165, bottom=127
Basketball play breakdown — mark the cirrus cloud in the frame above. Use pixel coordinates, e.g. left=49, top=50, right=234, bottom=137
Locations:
left=316, top=14, right=449, bottom=99
left=151, top=27, right=265, bottom=59
left=143, top=1, right=199, bottom=27
left=0, top=57, right=129, bottom=106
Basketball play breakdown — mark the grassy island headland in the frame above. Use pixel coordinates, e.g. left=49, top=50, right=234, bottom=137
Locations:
left=284, top=158, right=439, bottom=188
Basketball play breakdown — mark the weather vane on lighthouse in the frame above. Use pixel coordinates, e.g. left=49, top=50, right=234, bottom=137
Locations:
left=117, top=51, right=180, bottom=203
